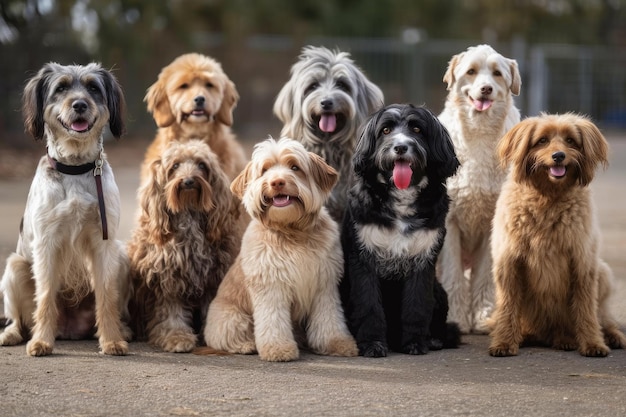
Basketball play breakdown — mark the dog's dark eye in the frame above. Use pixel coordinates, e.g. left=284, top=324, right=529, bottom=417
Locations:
left=467, top=69, right=476, bottom=75
left=382, top=127, right=391, bottom=135
left=336, top=80, right=351, bottom=93
left=566, top=137, right=576, bottom=145
left=493, top=70, right=502, bottom=76
left=205, top=82, right=213, bottom=89
left=537, top=137, right=548, bottom=145
left=413, top=127, right=421, bottom=134
left=179, top=83, right=189, bottom=89
left=198, top=162, right=207, bottom=171
left=291, top=165, right=299, bottom=172
left=55, top=84, right=67, bottom=93
left=304, top=82, right=319, bottom=96
left=172, top=163, right=180, bottom=170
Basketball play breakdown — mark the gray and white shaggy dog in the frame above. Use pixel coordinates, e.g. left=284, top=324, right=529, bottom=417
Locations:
left=340, top=104, right=461, bottom=357
left=273, top=46, right=384, bottom=221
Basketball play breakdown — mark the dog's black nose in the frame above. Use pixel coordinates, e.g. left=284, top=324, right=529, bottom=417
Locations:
left=321, top=99, right=333, bottom=111
left=72, top=99, right=88, bottom=114
left=194, top=96, right=205, bottom=106
left=552, top=151, right=566, bottom=163
left=481, top=85, right=493, bottom=95
left=394, top=145, right=408, bottom=155
left=183, top=178, right=196, bottom=188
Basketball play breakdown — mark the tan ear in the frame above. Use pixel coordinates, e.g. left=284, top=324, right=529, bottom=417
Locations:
left=144, top=80, right=175, bottom=128
left=230, top=161, right=253, bottom=199
left=307, top=152, right=338, bottom=194
left=216, top=78, right=239, bottom=126
left=509, top=59, right=522, bottom=96
left=443, top=53, right=462, bottom=90
left=141, top=158, right=171, bottom=244
left=497, top=118, right=535, bottom=183
left=575, top=116, right=609, bottom=186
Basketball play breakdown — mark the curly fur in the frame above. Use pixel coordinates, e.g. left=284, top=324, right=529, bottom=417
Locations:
left=128, top=140, right=241, bottom=352
left=0, top=62, right=130, bottom=356
left=488, top=113, right=626, bottom=357
left=273, top=46, right=384, bottom=221
left=341, top=104, right=461, bottom=358
left=437, top=44, right=522, bottom=334
left=141, top=53, right=247, bottom=183
left=201, top=138, right=357, bottom=362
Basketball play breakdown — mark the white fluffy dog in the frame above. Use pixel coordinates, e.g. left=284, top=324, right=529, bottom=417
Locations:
left=0, top=63, right=130, bottom=356
left=201, top=138, right=358, bottom=362
left=273, top=46, right=384, bottom=221
left=437, top=45, right=522, bottom=334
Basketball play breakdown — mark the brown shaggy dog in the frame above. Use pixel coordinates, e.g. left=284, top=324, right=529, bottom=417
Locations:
left=128, top=140, right=241, bottom=352
left=141, top=53, right=246, bottom=183
left=200, top=138, right=358, bottom=362
left=488, top=113, right=626, bottom=357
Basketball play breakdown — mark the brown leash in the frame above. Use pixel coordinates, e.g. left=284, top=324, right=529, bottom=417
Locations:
left=47, top=151, right=109, bottom=240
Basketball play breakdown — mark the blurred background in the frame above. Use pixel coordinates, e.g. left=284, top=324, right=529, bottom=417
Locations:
left=1, top=0, right=626, bottom=148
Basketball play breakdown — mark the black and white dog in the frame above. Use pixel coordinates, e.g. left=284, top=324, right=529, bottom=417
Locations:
left=341, top=104, right=460, bottom=357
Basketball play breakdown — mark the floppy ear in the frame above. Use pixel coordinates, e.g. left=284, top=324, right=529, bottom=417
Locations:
left=307, top=151, right=338, bottom=195
left=352, top=112, right=380, bottom=177
left=497, top=118, right=534, bottom=183
left=508, top=58, right=522, bottom=96
left=421, top=107, right=459, bottom=179
left=216, top=78, right=239, bottom=126
left=443, top=53, right=462, bottom=90
left=575, top=116, right=609, bottom=186
left=355, top=72, right=384, bottom=117
left=273, top=77, right=296, bottom=125
left=140, top=158, right=171, bottom=244
left=230, top=161, right=254, bottom=199
left=144, top=78, right=175, bottom=128
left=99, top=67, right=126, bottom=139
left=22, top=64, right=54, bottom=140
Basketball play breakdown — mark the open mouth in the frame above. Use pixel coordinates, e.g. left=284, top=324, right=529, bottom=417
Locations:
left=270, top=194, right=294, bottom=208
left=549, top=165, right=567, bottom=179
left=183, top=108, right=209, bottom=120
left=312, top=112, right=347, bottom=135
left=468, top=96, right=493, bottom=112
left=61, top=118, right=93, bottom=133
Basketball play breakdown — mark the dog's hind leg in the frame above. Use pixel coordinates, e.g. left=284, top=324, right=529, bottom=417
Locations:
left=0, top=253, right=36, bottom=346
left=204, top=298, right=256, bottom=354
left=89, top=243, right=129, bottom=356
left=438, top=223, right=471, bottom=333
left=469, top=238, right=495, bottom=334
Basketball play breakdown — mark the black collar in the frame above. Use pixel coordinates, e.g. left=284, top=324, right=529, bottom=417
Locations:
left=47, top=154, right=96, bottom=175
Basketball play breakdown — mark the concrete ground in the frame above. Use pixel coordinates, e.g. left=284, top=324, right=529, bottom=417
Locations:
left=0, top=134, right=625, bottom=417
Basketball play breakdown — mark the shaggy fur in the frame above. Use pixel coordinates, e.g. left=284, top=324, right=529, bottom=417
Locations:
left=0, top=63, right=130, bottom=356
left=201, top=138, right=357, bottom=362
left=273, top=46, right=384, bottom=221
left=437, top=44, right=522, bottom=334
left=488, top=113, right=626, bottom=357
left=341, top=104, right=461, bottom=358
left=141, top=53, right=246, bottom=183
left=128, top=140, right=241, bottom=352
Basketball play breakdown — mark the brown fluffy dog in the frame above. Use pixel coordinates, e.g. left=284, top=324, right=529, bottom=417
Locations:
left=200, top=138, right=358, bottom=361
left=488, top=113, right=626, bottom=357
left=141, top=53, right=246, bottom=183
left=128, top=140, right=241, bottom=352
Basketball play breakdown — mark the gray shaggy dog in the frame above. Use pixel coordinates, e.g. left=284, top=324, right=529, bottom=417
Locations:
left=273, top=46, right=384, bottom=221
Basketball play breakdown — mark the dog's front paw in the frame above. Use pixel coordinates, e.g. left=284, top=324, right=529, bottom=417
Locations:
left=162, top=333, right=197, bottom=353
left=0, top=325, right=24, bottom=346
left=26, top=339, right=53, bottom=356
left=402, top=340, right=429, bottom=355
left=552, top=338, right=577, bottom=351
left=604, top=329, right=626, bottom=349
left=358, top=341, right=388, bottom=358
left=579, top=342, right=610, bottom=357
left=488, top=342, right=519, bottom=357
left=258, top=341, right=299, bottom=362
left=101, top=340, right=129, bottom=356
left=324, top=336, right=358, bottom=357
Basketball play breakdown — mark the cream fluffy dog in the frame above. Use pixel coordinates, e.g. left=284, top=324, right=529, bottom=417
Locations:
left=273, top=46, right=384, bottom=221
left=201, top=138, right=358, bottom=361
left=128, top=140, right=241, bottom=352
left=0, top=63, right=130, bottom=356
left=141, top=53, right=246, bottom=183
left=489, top=113, right=626, bottom=357
left=437, top=44, right=522, bottom=333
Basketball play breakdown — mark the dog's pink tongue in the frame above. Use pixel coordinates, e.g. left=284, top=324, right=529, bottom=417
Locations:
left=393, top=161, right=412, bottom=190
left=472, top=99, right=493, bottom=111
left=319, top=113, right=337, bottom=133
left=550, top=166, right=566, bottom=177
left=272, top=195, right=292, bottom=207
left=71, top=120, right=89, bottom=132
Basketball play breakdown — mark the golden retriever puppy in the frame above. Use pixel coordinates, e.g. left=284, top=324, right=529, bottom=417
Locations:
left=488, top=113, right=626, bottom=357
left=201, top=138, right=358, bottom=362
left=437, top=44, right=522, bottom=334
left=141, top=53, right=246, bottom=183
left=128, top=140, right=241, bottom=352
